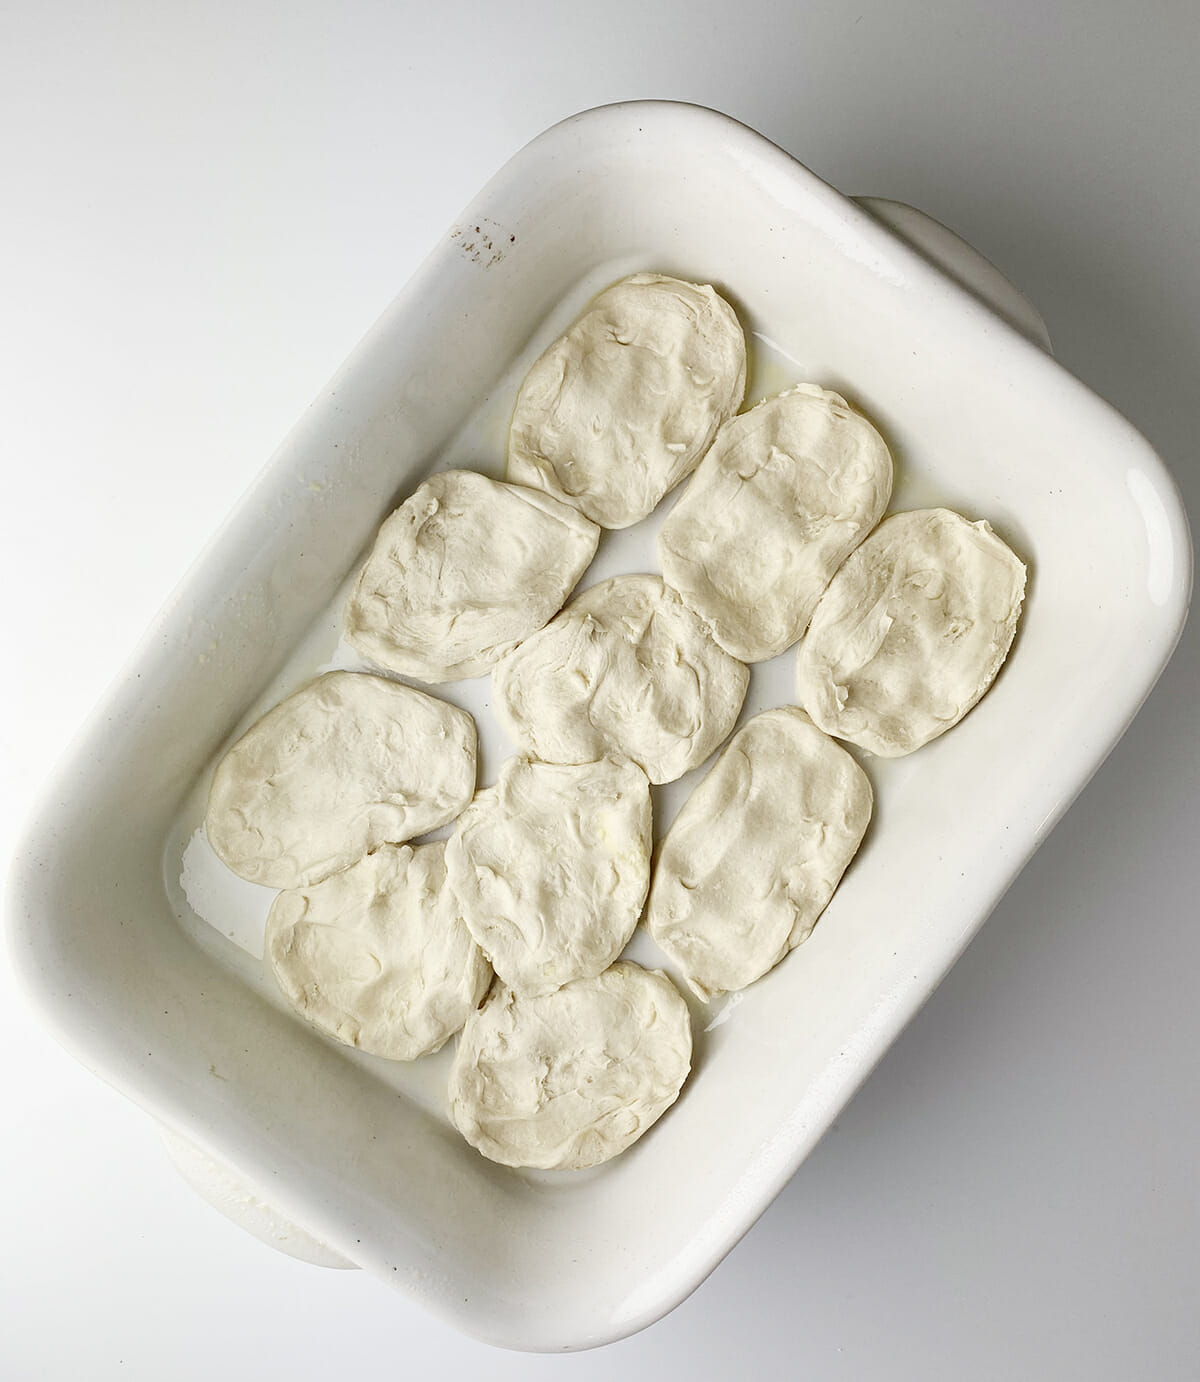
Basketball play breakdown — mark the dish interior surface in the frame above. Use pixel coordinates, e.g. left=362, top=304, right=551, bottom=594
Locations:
left=9, top=104, right=1190, bottom=1352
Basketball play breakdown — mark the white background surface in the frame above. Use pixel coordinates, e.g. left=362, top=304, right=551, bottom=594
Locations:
left=2, top=2, right=1197, bottom=1377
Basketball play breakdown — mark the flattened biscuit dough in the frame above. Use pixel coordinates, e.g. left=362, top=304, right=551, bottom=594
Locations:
left=446, top=756, right=651, bottom=996
left=266, top=842, right=491, bottom=1060
left=659, top=385, right=893, bottom=661
left=507, top=273, right=746, bottom=528
left=449, top=962, right=692, bottom=1169
left=647, top=707, right=872, bottom=1000
left=796, top=508, right=1026, bottom=756
left=492, top=574, right=749, bottom=784
left=206, top=671, right=477, bottom=889
left=344, top=470, right=599, bottom=682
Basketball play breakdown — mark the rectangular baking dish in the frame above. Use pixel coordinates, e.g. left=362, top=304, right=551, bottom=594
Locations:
left=6, top=101, right=1191, bottom=1351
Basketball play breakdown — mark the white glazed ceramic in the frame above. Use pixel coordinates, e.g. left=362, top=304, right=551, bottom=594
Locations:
left=158, top=1127, right=354, bottom=1269
left=6, top=102, right=1191, bottom=1352
left=151, top=189, right=1058, bottom=1269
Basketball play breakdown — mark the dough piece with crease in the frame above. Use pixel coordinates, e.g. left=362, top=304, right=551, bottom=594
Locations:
left=492, top=574, right=749, bottom=784
left=266, top=841, right=491, bottom=1061
left=507, top=272, right=746, bottom=528
left=445, top=756, right=651, bottom=997
left=344, top=469, right=600, bottom=682
left=659, top=384, right=893, bottom=661
left=647, top=707, right=872, bottom=1000
left=206, top=670, right=477, bottom=889
left=796, top=508, right=1027, bottom=756
left=449, top=961, right=692, bottom=1169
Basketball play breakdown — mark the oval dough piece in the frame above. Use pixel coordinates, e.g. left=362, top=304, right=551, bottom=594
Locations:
left=658, top=384, right=894, bottom=661
left=449, top=961, right=692, bottom=1170
left=492, top=574, right=749, bottom=785
left=507, top=273, right=747, bottom=529
left=445, top=756, right=651, bottom=996
left=795, top=508, right=1027, bottom=756
left=647, top=707, right=872, bottom=1000
left=266, top=842, right=491, bottom=1060
left=206, top=670, right=477, bottom=889
left=344, top=469, right=600, bottom=682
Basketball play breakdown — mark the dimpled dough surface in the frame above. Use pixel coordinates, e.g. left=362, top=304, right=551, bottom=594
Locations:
left=491, top=574, right=749, bottom=785
left=445, top=756, right=651, bottom=997
left=647, top=707, right=873, bottom=1000
left=205, top=670, right=477, bottom=889
left=265, top=842, right=491, bottom=1061
left=795, top=508, right=1027, bottom=756
left=449, top=962, right=692, bottom=1170
left=507, top=273, right=747, bottom=529
left=658, top=384, right=893, bottom=662
left=344, top=469, right=600, bottom=682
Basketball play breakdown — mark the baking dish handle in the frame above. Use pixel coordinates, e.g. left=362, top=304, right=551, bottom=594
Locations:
left=854, top=197, right=1053, bottom=354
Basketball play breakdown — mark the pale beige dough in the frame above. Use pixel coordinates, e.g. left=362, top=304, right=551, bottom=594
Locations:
left=445, top=756, right=651, bottom=997
left=206, top=670, right=477, bottom=889
left=344, top=469, right=599, bottom=682
left=449, top=962, right=692, bottom=1169
left=491, top=574, right=749, bottom=785
left=507, top=273, right=746, bottom=529
left=795, top=508, right=1027, bottom=756
left=658, top=384, right=893, bottom=662
left=647, top=707, right=872, bottom=1000
left=266, top=842, right=491, bottom=1060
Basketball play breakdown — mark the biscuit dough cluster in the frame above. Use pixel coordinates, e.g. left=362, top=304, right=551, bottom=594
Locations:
left=204, top=272, right=1026, bottom=1170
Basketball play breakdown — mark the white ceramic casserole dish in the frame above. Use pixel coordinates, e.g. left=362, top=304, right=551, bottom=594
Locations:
left=6, top=101, right=1191, bottom=1351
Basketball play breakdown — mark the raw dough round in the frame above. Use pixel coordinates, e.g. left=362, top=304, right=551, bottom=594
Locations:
left=449, top=962, right=692, bottom=1170
left=206, top=670, right=477, bottom=889
left=266, top=842, right=491, bottom=1060
left=507, top=273, right=746, bottom=529
left=344, top=469, right=600, bottom=682
left=659, top=384, right=893, bottom=661
left=492, top=574, right=749, bottom=784
left=795, top=508, right=1027, bottom=756
left=647, top=707, right=873, bottom=1000
left=445, top=756, right=651, bottom=996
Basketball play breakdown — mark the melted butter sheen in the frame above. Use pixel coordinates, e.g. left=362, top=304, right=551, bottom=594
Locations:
left=508, top=273, right=746, bottom=529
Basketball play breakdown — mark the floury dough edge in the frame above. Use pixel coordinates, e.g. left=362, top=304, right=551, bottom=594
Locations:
left=507, top=273, right=747, bottom=529
left=205, top=671, right=477, bottom=890
left=445, top=756, right=651, bottom=997
left=266, top=842, right=491, bottom=1061
left=449, top=962, right=693, bottom=1170
left=658, top=384, right=894, bottom=662
left=647, top=707, right=873, bottom=1000
left=796, top=508, right=1027, bottom=756
left=344, top=470, right=600, bottom=682
left=491, top=574, right=749, bottom=785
